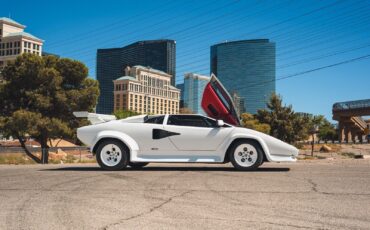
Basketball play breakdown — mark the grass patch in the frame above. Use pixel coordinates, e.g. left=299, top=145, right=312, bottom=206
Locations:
left=78, top=158, right=97, bottom=163
left=0, top=153, right=95, bottom=164
left=298, top=155, right=327, bottom=160
left=48, top=158, right=62, bottom=164
left=301, top=155, right=315, bottom=160
left=339, top=152, right=357, bottom=158
left=0, top=154, right=37, bottom=165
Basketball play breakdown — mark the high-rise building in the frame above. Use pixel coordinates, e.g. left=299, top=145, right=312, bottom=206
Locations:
left=97, top=39, right=176, bottom=114
left=176, top=83, right=184, bottom=108
left=183, top=73, right=211, bottom=114
left=231, top=91, right=246, bottom=115
left=211, top=39, right=275, bottom=114
left=0, top=17, right=43, bottom=68
left=113, top=66, right=180, bottom=114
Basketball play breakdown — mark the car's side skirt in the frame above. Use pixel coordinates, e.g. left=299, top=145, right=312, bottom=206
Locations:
left=131, top=152, right=224, bottom=163
left=131, top=157, right=222, bottom=163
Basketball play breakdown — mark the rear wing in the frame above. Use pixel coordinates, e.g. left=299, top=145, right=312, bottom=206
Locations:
left=73, top=111, right=116, bottom=125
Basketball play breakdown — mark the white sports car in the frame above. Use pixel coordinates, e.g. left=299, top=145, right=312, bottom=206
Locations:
left=75, top=76, right=298, bottom=171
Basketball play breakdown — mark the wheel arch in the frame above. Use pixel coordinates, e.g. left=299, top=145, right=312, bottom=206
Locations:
left=91, top=131, right=139, bottom=160
left=223, top=136, right=271, bottom=163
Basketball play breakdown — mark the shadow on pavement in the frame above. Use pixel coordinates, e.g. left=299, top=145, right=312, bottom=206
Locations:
left=41, top=166, right=290, bottom=172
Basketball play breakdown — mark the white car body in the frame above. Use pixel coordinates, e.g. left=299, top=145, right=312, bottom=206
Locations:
left=76, top=75, right=298, bottom=170
left=77, top=114, right=298, bottom=163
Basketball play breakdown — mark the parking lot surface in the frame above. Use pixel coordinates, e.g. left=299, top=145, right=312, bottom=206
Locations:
left=0, top=160, right=370, bottom=229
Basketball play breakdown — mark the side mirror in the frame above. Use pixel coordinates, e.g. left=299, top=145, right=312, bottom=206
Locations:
left=217, top=120, right=224, bottom=127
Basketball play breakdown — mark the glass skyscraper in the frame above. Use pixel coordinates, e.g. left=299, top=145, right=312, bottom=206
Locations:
left=183, top=73, right=210, bottom=114
left=96, top=39, right=176, bottom=114
left=210, top=39, right=275, bottom=114
left=176, top=83, right=184, bottom=108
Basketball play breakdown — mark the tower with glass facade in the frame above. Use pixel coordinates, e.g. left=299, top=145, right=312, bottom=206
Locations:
left=210, top=39, right=275, bottom=114
left=183, top=73, right=210, bottom=114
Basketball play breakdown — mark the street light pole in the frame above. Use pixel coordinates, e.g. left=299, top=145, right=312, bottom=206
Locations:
left=311, top=125, right=319, bottom=157
left=311, top=134, right=315, bottom=157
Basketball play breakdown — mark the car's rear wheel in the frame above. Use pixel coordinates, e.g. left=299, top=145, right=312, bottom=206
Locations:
left=128, top=162, right=149, bottom=169
left=96, top=139, right=129, bottom=170
left=229, top=140, right=263, bottom=171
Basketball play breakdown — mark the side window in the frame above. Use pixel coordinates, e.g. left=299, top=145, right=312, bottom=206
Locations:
left=145, top=115, right=164, bottom=124
left=167, top=115, right=213, bottom=128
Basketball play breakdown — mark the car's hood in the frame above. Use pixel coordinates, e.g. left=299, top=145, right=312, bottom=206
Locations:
left=201, top=75, right=241, bottom=126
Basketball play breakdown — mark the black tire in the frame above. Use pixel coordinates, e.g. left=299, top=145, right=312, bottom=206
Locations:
left=96, top=139, right=129, bottom=171
left=229, top=139, right=264, bottom=171
left=128, top=162, right=149, bottom=169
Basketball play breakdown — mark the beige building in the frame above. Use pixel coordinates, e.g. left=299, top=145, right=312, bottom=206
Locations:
left=0, top=17, right=43, bottom=68
left=113, top=65, right=180, bottom=114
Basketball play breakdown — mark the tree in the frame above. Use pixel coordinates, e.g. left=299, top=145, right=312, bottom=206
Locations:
left=256, top=93, right=309, bottom=144
left=113, top=110, right=141, bottom=119
left=240, top=113, right=270, bottom=134
left=302, top=114, right=338, bottom=143
left=0, top=54, right=99, bottom=163
left=317, top=119, right=338, bottom=143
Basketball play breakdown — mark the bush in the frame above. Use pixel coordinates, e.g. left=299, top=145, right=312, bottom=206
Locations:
left=65, top=154, right=77, bottom=163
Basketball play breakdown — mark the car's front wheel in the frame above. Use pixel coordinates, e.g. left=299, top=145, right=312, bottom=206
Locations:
left=96, top=139, right=129, bottom=170
left=229, top=140, right=264, bottom=171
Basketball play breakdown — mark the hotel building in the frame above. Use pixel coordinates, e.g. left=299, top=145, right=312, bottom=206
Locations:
left=0, top=17, right=43, bottom=68
left=113, top=65, right=180, bottom=114
left=97, top=39, right=176, bottom=114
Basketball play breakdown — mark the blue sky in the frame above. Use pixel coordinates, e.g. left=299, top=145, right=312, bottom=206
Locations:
left=2, top=0, right=370, bottom=120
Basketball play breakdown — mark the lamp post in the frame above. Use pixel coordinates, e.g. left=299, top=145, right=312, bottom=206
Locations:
left=310, top=125, right=319, bottom=157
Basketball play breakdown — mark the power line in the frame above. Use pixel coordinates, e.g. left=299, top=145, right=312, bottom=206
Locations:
left=180, top=54, right=370, bottom=106
left=176, top=0, right=345, bottom=60
left=42, top=0, right=368, bottom=93
left=55, top=0, right=282, bottom=66
left=45, top=0, right=179, bottom=48
left=177, top=4, right=369, bottom=80
left=277, top=43, right=370, bottom=69
left=78, top=0, right=348, bottom=71
left=175, top=0, right=368, bottom=71
left=47, top=0, right=238, bottom=54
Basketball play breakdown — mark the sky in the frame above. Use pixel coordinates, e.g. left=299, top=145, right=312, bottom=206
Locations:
left=1, top=0, right=370, bottom=121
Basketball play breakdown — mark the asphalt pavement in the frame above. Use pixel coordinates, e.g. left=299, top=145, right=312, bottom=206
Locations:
left=0, top=160, right=369, bottom=229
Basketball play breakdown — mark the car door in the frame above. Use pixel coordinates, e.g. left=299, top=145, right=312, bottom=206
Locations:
left=122, top=115, right=177, bottom=153
left=201, top=74, right=241, bottom=126
left=164, top=115, right=233, bottom=151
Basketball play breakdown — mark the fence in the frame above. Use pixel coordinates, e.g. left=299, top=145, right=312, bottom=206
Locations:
left=0, top=146, right=89, bottom=154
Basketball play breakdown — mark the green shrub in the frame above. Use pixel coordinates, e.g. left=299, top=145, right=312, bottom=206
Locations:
left=65, top=154, right=77, bottom=163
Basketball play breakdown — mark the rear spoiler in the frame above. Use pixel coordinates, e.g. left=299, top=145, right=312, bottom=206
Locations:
left=73, top=111, right=116, bottom=125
